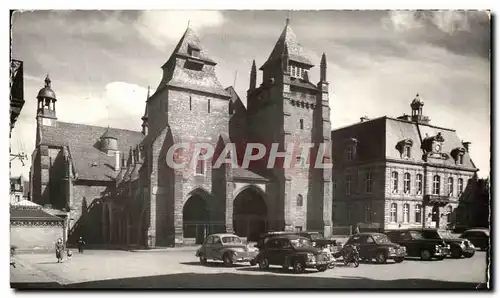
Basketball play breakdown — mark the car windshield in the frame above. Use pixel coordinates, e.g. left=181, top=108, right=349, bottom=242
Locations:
left=437, top=230, right=456, bottom=239
left=222, top=236, right=242, bottom=244
left=290, top=238, right=312, bottom=248
left=373, top=234, right=391, bottom=244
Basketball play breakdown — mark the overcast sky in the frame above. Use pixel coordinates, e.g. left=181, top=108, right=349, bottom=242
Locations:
left=10, top=10, right=490, bottom=178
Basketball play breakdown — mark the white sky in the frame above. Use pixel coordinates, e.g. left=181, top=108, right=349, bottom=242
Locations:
left=10, top=10, right=491, bottom=178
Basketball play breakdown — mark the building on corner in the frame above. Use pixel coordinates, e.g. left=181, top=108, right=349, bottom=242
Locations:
left=331, top=94, right=478, bottom=231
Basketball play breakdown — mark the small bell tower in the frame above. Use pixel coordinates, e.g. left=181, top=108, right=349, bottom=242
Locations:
left=36, top=74, right=58, bottom=126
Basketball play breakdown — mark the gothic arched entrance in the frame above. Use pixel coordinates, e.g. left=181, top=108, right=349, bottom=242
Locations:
left=183, top=193, right=210, bottom=244
left=233, top=186, right=267, bottom=242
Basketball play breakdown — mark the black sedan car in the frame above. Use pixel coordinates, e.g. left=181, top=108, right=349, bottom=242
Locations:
left=460, top=228, right=490, bottom=251
left=344, top=233, right=406, bottom=264
left=254, top=235, right=331, bottom=273
left=386, top=229, right=449, bottom=261
left=422, top=229, right=475, bottom=258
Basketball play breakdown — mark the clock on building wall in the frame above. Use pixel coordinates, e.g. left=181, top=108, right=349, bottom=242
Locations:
left=434, top=143, right=442, bottom=153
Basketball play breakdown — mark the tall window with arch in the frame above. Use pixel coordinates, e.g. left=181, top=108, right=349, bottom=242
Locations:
left=296, top=194, right=303, bottom=207
left=403, top=203, right=409, bottom=223
left=416, top=174, right=423, bottom=195
left=345, top=175, right=352, bottom=196
left=391, top=171, right=399, bottom=193
left=458, top=178, right=464, bottom=195
left=415, top=204, right=422, bottom=223
left=404, top=172, right=411, bottom=194
left=448, top=177, right=454, bottom=196
left=365, top=172, right=373, bottom=193
left=432, top=175, right=441, bottom=195
left=390, top=203, right=398, bottom=223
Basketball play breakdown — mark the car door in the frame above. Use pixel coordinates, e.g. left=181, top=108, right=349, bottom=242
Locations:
left=211, top=236, right=224, bottom=260
left=277, top=238, right=294, bottom=266
left=359, top=235, right=377, bottom=259
left=265, top=239, right=281, bottom=265
left=203, top=236, right=214, bottom=258
left=398, top=231, right=415, bottom=256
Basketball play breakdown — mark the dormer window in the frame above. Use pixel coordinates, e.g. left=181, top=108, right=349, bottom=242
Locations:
left=451, top=147, right=466, bottom=165
left=188, top=44, right=200, bottom=57
left=396, top=139, right=413, bottom=158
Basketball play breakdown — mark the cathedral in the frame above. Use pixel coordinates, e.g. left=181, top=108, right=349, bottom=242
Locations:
left=30, top=20, right=333, bottom=248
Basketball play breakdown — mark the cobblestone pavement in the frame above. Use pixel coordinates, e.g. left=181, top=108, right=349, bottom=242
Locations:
left=11, top=249, right=489, bottom=289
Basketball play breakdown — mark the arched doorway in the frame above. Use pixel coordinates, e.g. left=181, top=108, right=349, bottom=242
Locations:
left=233, top=186, right=267, bottom=242
left=183, top=194, right=210, bottom=244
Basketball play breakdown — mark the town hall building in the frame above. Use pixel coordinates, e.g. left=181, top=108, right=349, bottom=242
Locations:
left=30, top=20, right=333, bottom=247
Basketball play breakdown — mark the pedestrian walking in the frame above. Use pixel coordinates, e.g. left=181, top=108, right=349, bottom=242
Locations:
left=55, top=238, right=64, bottom=263
left=77, top=236, right=86, bottom=253
left=354, top=224, right=360, bottom=235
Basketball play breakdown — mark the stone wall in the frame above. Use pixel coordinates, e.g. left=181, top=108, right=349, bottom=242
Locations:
left=11, top=222, right=64, bottom=252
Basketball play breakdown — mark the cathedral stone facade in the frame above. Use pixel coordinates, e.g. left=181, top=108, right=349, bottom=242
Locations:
left=30, top=21, right=333, bottom=248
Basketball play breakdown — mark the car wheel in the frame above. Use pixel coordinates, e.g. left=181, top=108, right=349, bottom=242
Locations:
left=464, top=251, right=475, bottom=258
left=223, top=253, right=233, bottom=267
left=258, top=257, right=269, bottom=270
left=375, top=252, right=387, bottom=264
left=292, top=260, right=305, bottom=274
left=199, top=255, right=207, bottom=265
left=394, top=257, right=404, bottom=263
left=249, top=259, right=256, bottom=266
left=317, top=264, right=328, bottom=272
left=420, top=249, right=432, bottom=261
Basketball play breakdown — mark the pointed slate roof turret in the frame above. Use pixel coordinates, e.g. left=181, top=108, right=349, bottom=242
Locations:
left=167, top=26, right=216, bottom=65
left=157, top=25, right=231, bottom=98
left=260, top=19, right=313, bottom=70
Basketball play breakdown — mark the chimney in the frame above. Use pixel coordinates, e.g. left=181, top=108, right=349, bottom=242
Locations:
left=115, top=151, right=120, bottom=171
left=397, top=114, right=410, bottom=121
left=463, top=141, right=471, bottom=153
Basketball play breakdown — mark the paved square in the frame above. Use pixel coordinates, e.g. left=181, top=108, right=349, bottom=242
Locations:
left=11, top=249, right=488, bottom=288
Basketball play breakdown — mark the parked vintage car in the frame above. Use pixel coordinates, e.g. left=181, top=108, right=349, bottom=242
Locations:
left=423, top=229, right=475, bottom=258
left=195, top=233, right=259, bottom=266
left=344, top=232, right=407, bottom=264
left=255, top=235, right=331, bottom=273
left=385, top=229, right=449, bottom=261
left=460, top=228, right=490, bottom=251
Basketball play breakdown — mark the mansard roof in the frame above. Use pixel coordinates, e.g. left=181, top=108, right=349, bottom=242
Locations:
left=260, top=22, right=313, bottom=70
left=331, top=116, right=478, bottom=171
left=39, top=121, right=144, bottom=181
